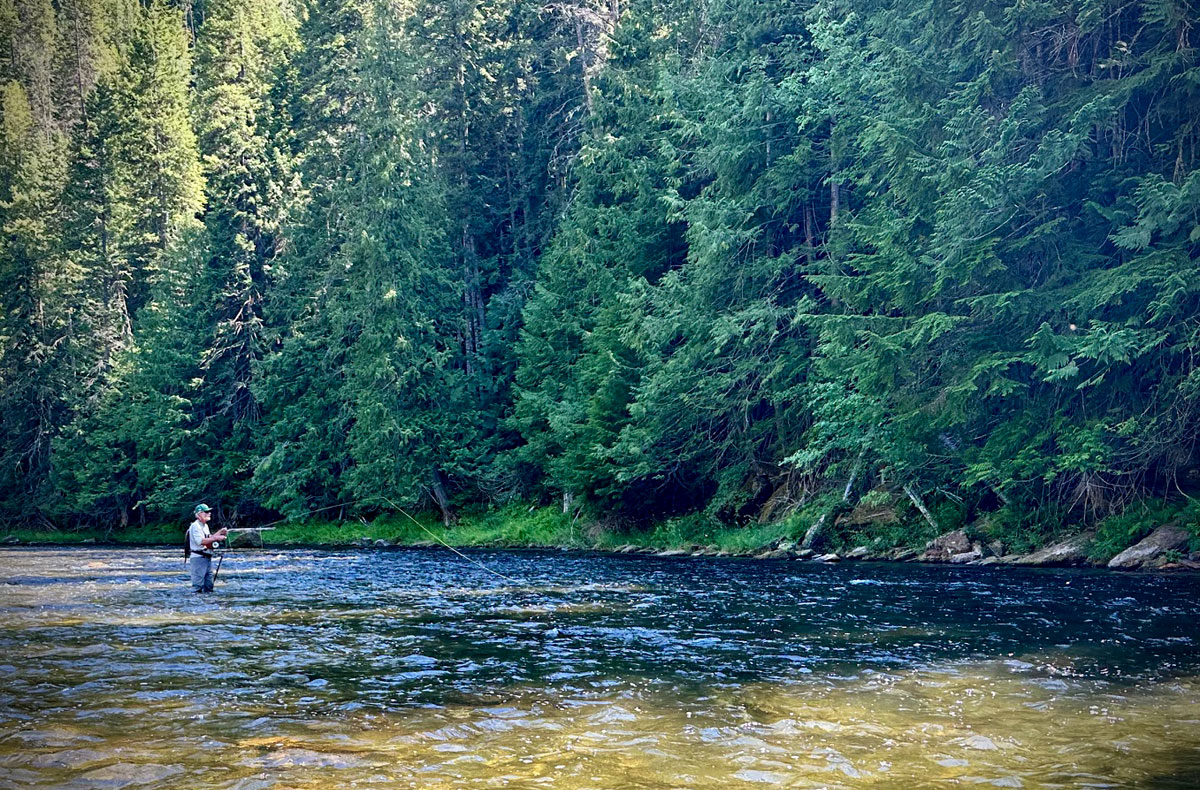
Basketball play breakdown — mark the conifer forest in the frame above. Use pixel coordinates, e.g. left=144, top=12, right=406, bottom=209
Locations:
left=2, top=0, right=1199, bottom=549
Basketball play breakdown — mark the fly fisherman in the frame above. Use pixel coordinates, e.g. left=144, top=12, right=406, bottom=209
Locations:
left=186, top=504, right=227, bottom=593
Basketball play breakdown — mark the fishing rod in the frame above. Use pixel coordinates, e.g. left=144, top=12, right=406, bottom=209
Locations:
left=210, top=528, right=274, bottom=584
left=374, top=494, right=524, bottom=585
left=207, top=498, right=524, bottom=586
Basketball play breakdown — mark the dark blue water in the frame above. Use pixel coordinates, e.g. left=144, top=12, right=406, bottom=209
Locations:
left=1, top=547, right=1198, bottom=788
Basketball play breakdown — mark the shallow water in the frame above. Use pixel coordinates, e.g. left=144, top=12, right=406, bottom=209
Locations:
left=1, top=547, right=1199, bottom=788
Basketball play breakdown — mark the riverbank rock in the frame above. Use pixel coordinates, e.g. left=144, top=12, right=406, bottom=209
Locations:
left=1158, top=560, right=1200, bottom=571
left=846, top=546, right=870, bottom=560
left=794, top=548, right=815, bottom=560
left=755, top=548, right=791, bottom=560
left=656, top=548, right=691, bottom=557
left=889, top=547, right=920, bottom=561
left=949, top=547, right=984, bottom=564
left=228, top=531, right=260, bottom=549
left=1, top=535, right=18, bottom=544
left=1108, top=525, right=1191, bottom=570
left=921, top=530, right=972, bottom=562
left=816, top=553, right=841, bottom=562
left=1011, top=532, right=1095, bottom=567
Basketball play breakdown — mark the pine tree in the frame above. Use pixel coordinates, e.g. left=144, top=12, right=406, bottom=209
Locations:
left=189, top=0, right=298, bottom=513
left=49, top=0, right=206, bottom=525
left=0, top=0, right=74, bottom=522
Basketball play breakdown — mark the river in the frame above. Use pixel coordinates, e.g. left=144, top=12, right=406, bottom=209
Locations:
left=1, top=546, right=1198, bottom=788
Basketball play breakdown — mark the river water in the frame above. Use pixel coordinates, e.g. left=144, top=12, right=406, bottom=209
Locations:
left=1, top=547, right=1198, bottom=788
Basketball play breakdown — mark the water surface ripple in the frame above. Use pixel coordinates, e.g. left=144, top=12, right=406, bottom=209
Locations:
left=1, top=547, right=1198, bottom=788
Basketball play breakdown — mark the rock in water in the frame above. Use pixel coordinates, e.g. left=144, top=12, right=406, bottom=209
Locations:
left=961, top=735, right=999, bottom=751
left=1108, top=525, right=1191, bottom=570
left=77, top=763, right=184, bottom=788
left=1011, top=532, right=1095, bottom=567
left=228, top=531, right=259, bottom=549
left=921, top=530, right=972, bottom=562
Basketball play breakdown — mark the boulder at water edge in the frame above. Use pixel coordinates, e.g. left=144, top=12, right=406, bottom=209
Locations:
left=949, top=547, right=984, bottom=564
left=921, top=530, right=971, bottom=562
left=1011, top=532, right=1095, bottom=567
left=1107, top=525, right=1191, bottom=570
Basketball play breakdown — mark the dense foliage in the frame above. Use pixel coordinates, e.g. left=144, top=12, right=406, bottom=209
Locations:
left=1, top=0, right=1197, bottom=545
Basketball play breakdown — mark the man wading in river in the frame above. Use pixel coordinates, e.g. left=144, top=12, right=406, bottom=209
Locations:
left=186, top=504, right=227, bottom=593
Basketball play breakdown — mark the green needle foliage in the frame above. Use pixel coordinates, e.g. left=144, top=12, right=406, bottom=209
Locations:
left=1, top=0, right=1197, bottom=552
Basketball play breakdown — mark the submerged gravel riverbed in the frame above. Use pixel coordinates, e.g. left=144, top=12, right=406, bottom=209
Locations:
left=1, top=546, right=1198, bottom=788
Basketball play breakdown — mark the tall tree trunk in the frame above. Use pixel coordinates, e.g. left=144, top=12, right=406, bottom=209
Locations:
left=454, top=15, right=483, bottom=372
left=575, top=15, right=593, bottom=113
left=904, top=484, right=939, bottom=532
left=431, top=469, right=456, bottom=526
left=829, top=119, right=840, bottom=228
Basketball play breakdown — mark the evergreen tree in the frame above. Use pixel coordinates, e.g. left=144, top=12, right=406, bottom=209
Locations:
left=0, top=0, right=73, bottom=522
left=0, top=78, right=72, bottom=521
left=189, top=0, right=298, bottom=514
left=49, top=0, right=206, bottom=525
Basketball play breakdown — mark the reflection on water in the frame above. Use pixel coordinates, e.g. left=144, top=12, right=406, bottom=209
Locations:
left=1, top=546, right=1199, bottom=788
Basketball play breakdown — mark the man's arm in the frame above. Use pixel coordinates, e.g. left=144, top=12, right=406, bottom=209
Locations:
left=201, top=528, right=228, bottom=548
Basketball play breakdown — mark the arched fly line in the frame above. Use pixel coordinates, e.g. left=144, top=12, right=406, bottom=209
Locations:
left=214, top=495, right=525, bottom=586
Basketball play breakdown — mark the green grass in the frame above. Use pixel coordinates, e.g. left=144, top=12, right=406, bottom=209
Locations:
left=0, top=524, right=179, bottom=545
left=5, top=497, right=1198, bottom=562
left=0, top=504, right=581, bottom=550
left=367, top=504, right=582, bottom=548
left=588, top=511, right=803, bottom=554
left=1089, top=498, right=1200, bottom=562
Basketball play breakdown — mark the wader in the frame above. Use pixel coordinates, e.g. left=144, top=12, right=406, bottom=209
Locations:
left=189, top=553, right=214, bottom=593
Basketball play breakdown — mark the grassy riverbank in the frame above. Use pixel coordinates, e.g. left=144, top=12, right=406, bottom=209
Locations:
left=4, top=499, right=1199, bottom=569
left=0, top=505, right=790, bottom=552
